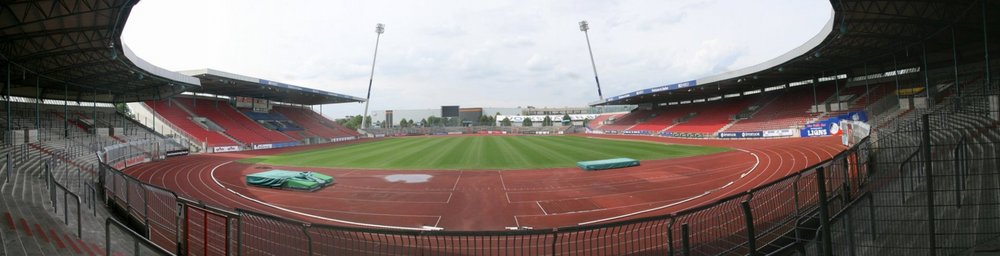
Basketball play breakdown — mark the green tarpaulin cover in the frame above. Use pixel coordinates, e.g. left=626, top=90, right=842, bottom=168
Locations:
left=246, top=170, right=334, bottom=191
left=576, top=158, right=640, bottom=171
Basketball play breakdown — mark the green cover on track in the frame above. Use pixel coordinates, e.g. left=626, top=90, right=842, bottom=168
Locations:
left=246, top=170, right=334, bottom=191
left=576, top=158, right=639, bottom=171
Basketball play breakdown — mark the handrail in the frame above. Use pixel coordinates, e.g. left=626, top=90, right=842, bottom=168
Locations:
left=899, top=148, right=922, bottom=171
left=105, top=217, right=175, bottom=256
left=47, top=162, right=83, bottom=238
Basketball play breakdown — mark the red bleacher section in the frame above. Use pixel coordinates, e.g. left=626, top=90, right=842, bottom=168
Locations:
left=173, top=98, right=293, bottom=145
left=145, top=99, right=238, bottom=147
left=668, top=98, right=752, bottom=133
left=725, top=85, right=834, bottom=132
left=598, top=110, right=653, bottom=131
left=849, top=83, right=893, bottom=110
left=273, top=105, right=360, bottom=138
left=587, top=84, right=858, bottom=134
left=587, top=113, right=624, bottom=129
left=628, top=105, right=695, bottom=132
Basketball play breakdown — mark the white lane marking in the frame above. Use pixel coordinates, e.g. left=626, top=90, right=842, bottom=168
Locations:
left=536, top=201, right=548, bottom=215
left=210, top=161, right=439, bottom=231
left=576, top=149, right=759, bottom=226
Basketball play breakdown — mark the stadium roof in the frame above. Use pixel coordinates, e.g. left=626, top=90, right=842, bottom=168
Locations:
left=593, top=0, right=997, bottom=106
left=0, top=0, right=200, bottom=103
left=179, top=69, right=366, bottom=105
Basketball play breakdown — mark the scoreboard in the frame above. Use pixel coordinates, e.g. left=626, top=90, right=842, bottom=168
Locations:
left=441, top=106, right=459, bottom=118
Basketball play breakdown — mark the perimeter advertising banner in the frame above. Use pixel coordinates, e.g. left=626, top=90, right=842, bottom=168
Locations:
left=213, top=145, right=241, bottom=153
left=763, top=129, right=797, bottom=138
left=622, top=130, right=652, bottom=135
left=717, top=131, right=764, bottom=139
left=800, top=118, right=844, bottom=137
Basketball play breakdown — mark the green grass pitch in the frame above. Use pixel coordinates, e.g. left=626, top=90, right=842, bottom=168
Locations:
left=242, top=136, right=730, bottom=170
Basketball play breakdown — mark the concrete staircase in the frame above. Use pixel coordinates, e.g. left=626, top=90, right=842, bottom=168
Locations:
left=0, top=143, right=129, bottom=255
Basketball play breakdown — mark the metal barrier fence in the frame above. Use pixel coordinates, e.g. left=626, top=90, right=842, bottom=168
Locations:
left=106, top=217, right=176, bottom=256
left=804, top=89, right=1000, bottom=255
left=92, top=85, right=998, bottom=256
left=98, top=135, right=873, bottom=256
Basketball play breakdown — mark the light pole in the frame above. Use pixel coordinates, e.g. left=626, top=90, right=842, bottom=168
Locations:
left=361, top=23, right=385, bottom=130
left=579, top=20, right=603, bottom=101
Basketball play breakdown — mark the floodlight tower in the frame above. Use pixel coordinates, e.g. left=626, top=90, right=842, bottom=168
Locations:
left=361, top=23, right=385, bottom=130
left=579, top=20, right=604, bottom=101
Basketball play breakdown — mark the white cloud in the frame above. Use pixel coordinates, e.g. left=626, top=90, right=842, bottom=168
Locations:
left=122, top=0, right=831, bottom=118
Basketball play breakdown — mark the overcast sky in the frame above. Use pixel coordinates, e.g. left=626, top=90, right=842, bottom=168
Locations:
left=122, top=0, right=831, bottom=119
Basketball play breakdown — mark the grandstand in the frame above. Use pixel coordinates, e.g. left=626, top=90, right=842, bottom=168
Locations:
left=129, top=69, right=364, bottom=152
left=0, top=0, right=998, bottom=256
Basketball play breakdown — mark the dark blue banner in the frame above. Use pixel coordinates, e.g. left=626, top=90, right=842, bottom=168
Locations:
left=801, top=118, right=843, bottom=137
left=623, top=130, right=652, bottom=135
left=272, top=141, right=300, bottom=148
left=717, top=131, right=763, bottom=139
left=606, top=80, right=697, bottom=102
left=835, top=111, right=868, bottom=122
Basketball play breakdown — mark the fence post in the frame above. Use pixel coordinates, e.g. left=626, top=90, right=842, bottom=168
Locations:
left=63, top=191, right=68, bottom=225
left=667, top=219, right=675, bottom=256
left=792, top=175, right=806, bottom=255
left=867, top=193, right=877, bottom=242
left=740, top=200, right=757, bottom=256
left=75, top=195, right=81, bottom=238
left=203, top=208, right=208, bottom=256
left=550, top=231, right=558, bottom=255
left=303, top=224, right=313, bottom=256
left=180, top=203, right=189, bottom=256
left=953, top=140, right=963, bottom=208
left=845, top=210, right=856, bottom=256
left=816, top=167, right=833, bottom=256
left=681, top=223, right=690, bottom=256
left=5, top=152, right=9, bottom=183
left=236, top=213, right=242, bottom=256
left=921, top=114, right=937, bottom=256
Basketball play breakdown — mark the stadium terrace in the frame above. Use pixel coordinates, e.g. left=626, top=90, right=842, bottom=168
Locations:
left=1, top=0, right=999, bottom=255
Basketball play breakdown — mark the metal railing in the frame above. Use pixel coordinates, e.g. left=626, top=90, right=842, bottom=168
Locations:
left=801, top=81, right=1000, bottom=255
left=96, top=134, right=873, bottom=255
left=105, top=217, right=175, bottom=256
left=89, top=80, right=997, bottom=255
left=46, top=161, right=83, bottom=238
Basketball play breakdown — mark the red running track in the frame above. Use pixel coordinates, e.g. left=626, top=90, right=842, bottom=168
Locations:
left=123, top=135, right=845, bottom=231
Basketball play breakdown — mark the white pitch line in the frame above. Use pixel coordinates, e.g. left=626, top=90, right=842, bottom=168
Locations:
left=498, top=171, right=508, bottom=190
left=451, top=171, right=462, bottom=191
left=576, top=150, right=760, bottom=226
left=210, top=161, right=437, bottom=231
left=500, top=171, right=513, bottom=203
left=536, top=201, right=548, bottom=215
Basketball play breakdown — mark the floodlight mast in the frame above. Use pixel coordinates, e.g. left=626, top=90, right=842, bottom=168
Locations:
left=579, top=20, right=603, bottom=101
left=361, top=23, right=384, bottom=130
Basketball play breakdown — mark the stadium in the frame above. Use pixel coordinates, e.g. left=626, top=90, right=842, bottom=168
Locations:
left=1, top=0, right=998, bottom=255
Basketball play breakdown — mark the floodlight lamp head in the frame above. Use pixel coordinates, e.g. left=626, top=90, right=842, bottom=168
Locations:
left=376, top=23, right=385, bottom=34
left=579, top=20, right=589, bottom=31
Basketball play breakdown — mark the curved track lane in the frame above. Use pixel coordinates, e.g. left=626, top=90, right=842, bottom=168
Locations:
left=124, top=135, right=845, bottom=231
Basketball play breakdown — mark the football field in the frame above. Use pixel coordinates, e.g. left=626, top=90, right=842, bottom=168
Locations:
left=243, top=135, right=730, bottom=170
